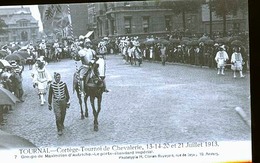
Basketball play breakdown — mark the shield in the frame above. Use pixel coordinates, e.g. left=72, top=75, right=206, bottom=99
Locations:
left=4, top=53, right=24, bottom=61
left=0, top=87, right=20, bottom=105
left=0, top=50, right=9, bottom=58
left=0, top=59, right=11, bottom=69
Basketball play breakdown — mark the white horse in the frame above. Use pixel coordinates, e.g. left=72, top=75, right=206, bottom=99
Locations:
left=31, top=60, right=52, bottom=105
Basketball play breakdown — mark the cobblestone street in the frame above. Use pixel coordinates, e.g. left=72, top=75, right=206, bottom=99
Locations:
left=0, top=55, right=251, bottom=148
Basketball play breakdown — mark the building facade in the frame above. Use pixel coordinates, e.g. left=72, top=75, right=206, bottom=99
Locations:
left=0, top=7, right=39, bottom=46
left=87, top=1, right=173, bottom=39
left=38, top=1, right=248, bottom=40
left=86, top=1, right=248, bottom=39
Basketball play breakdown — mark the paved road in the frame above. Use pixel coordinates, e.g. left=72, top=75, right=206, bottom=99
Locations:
left=0, top=55, right=251, bottom=148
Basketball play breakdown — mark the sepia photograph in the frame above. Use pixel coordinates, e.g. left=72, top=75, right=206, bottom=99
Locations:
left=0, top=0, right=252, bottom=162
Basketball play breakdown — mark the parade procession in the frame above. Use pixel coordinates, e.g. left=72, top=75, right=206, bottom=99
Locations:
left=0, top=1, right=251, bottom=160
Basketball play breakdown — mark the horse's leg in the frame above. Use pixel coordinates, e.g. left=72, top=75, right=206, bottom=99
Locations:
left=76, top=89, right=84, bottom=119
left=40, top=92, right=44, bottom=106
left=90, top=96, right=98, bottom=131
left=84, top=94, right=88, bottom=118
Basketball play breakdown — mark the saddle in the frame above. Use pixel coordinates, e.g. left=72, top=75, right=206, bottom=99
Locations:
left=85, top=68, right=104, bottom=88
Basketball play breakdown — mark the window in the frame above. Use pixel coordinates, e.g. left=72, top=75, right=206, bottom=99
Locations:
left=124, top=17, right=132, bottom=34
left=165, top=15, right=172, bottom=31
left=143, top=16, right=149, bottom=33
left=19, top=20, right=28, bottom=27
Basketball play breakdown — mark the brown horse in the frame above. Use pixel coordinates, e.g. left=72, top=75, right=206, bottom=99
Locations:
left=73, top=62, right=104, bottom=131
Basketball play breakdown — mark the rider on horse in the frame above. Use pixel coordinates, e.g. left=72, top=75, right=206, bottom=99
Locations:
left=76, top=38, right=109, bottom=95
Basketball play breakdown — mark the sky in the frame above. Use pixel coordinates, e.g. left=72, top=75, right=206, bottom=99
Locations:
left=0, top=5, right=43, bottom=31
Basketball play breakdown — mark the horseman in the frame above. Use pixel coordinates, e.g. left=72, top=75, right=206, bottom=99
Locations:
left=76, top=38, right=109, bottom=95
left=38, top=39, right=47, bottom=57
left=53, top=39, right=62, bottom=61
left=98, top=38, right=108, bottom=57
left=32, top=57, right=52, bottom=105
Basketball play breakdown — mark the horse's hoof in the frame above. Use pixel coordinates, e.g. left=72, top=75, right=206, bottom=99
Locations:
left=81, top=115, right=84, bottom=119
left=85, top=113, right=88, bottom=118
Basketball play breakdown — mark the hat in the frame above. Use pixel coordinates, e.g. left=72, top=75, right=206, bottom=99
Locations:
left=220, top=45, right=226, bottom=50
left=214, top=43, right=219, bottom=46
left=85, top=38, right=91, bottom=43
left=54, top=72, right=60, bottom=77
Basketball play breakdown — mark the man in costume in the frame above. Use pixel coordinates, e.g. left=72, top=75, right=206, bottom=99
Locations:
left=48, top=72, right=70, bottom=136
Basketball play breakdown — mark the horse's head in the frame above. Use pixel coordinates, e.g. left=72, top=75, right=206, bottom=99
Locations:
left=88, top=61, right=102, bottom=86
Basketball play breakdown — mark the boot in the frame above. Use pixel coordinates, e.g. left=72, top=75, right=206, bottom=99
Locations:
left=233, top=71, right=236, bottom=78
left=221, top=68, right=225, bottom=75
left=102, top=80, right=109, bottom=93
left=217, top=69, right=220, bottom=75
left=80, top=79, right=85, bottom=96
left=240, top=71, right=245, bottom=78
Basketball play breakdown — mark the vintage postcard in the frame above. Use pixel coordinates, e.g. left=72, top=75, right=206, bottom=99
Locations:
left=0, top=0, right=252, bottom=162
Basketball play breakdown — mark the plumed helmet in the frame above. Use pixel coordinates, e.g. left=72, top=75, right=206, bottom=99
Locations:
left=84, top=38, right=92, bottom=44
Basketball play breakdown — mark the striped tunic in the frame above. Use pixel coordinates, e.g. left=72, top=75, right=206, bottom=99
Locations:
left=48, top=81, right=70, bottom=104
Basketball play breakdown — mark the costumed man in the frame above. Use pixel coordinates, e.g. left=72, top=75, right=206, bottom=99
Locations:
left=98, top=38, right=108, bottom=57
left=231, top=47, right=245, bottom=78
left=38, top=39, right=46, bottom=57
left=9, top=62, right=24, bottom=102
left=132, top=41, right=143, bottom=65
left=32, top=58, right=52, bottom=105
left=48, top=72, right=70, bottom=136
left=53, top=39, right=62, bottom=61
left=215, top=45, right=229, bottom=75
left=76, top=39, right=109, bottom=95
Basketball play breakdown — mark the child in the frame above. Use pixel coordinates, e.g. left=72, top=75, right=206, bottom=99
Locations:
left=215, top=46, right=229, bottom=75
left=231, top=47, right=245, bottom=78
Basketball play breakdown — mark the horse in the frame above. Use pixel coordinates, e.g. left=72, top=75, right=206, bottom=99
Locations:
left=73, top=61, right=104, bottom=131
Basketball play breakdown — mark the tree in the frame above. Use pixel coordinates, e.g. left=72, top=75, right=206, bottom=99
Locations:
left=0, top=18, right=8, bottom=34
left=159, top=0, right=203, bottom=32
left=211, top=0, right=248, bottom=36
